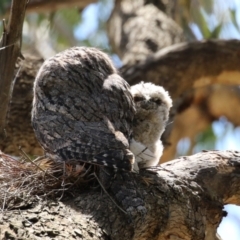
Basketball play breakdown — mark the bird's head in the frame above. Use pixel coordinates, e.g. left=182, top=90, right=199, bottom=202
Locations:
left=130, top=82, right=172, bottom=122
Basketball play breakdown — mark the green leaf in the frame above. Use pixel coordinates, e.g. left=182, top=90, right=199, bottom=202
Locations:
left=209, top=22, right=223, bottom=38
left=230, top=9, right=240, bottom=32
left=195, top=125, right=216, bottom=151
left=57, top=8, right=81, bottom=27
left=0, top=0, right=10, bottom=15
left=200, top=0, right=214, bottom=14
left=194, top=8, right=211, bottom=39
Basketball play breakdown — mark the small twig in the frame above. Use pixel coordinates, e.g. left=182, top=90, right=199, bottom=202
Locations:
left=32, top=156, right=46, bottom=162
left=10, top=64, right=22, bottom=96
left=6, top=64, right=23, bottom=123
left=2, top=19, right=7, bottom=32
left=75, top=164, right=94, bottom=179
left=0, top=43, right=15, bottom=51
left=58, top=162, right=66, bottom=201
left=93, top=172, right=127, bottom=215
left=136, top=147, right=148, bottom=157
left=19, top=147, right=58, bottom=180
left=66, top=165, right=94, bottom=190
left=1, top=190, right=8, bottom=211
left=166, top=121, right=173, bottom=126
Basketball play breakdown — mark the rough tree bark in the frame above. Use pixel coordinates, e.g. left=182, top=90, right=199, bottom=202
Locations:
left=1, top=150, right=239, bottom=240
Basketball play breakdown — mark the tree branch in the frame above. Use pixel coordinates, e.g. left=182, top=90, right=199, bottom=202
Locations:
left=0, top=0, right=28, bottom=140
left=1, top=0, right=97, bottom=17
left=0, top=150, right=239, bottom=239
left=121, top=40, right=240, bottom=99
left=26, top=0, right=96, bottom=13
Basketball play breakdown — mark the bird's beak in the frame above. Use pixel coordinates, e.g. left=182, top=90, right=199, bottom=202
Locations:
left=141, top=100, right=154, bottom=110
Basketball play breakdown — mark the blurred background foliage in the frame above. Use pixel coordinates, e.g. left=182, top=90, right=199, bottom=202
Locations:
left=1, top=0, right=240, bottom=55
left=1, top=0, right=240, bottom=239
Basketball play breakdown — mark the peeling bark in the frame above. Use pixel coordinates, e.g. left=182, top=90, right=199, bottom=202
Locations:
left=0, top=150, right=239, bottom=239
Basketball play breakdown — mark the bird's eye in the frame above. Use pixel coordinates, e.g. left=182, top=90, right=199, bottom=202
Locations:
left=133, top=96, right=144, bottom=102
left=152, top=98, right=162, bottom=105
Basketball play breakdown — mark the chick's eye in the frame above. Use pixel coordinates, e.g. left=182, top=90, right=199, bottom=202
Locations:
left=153, top=98, right=162, bottom=105
left=133, top=96, right=144, bottom=102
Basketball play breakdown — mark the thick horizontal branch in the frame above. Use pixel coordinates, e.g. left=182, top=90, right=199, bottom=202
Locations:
left=121, top=40, right=240, bottom=99
left=1, top=150, right=239, bottom=239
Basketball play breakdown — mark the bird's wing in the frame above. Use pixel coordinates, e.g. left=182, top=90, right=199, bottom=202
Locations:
left=32, top=56, right=135, bottom=171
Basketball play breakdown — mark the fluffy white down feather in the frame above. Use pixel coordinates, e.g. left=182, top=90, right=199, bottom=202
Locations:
left=131, top=138, right=163, bottom=171
left=130, top=82, right=172, bottom=171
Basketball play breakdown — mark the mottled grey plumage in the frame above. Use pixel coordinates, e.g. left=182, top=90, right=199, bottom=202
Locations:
left=32, top=47, right=135, bottom=171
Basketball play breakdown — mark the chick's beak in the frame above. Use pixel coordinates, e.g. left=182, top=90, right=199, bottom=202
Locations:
left=140, top=100, right=155, bottom=110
